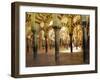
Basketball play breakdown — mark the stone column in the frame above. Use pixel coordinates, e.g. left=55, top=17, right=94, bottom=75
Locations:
left=31, top=13, right=38, bottom=60
left=69, top=33, right=73, bottom=53
left=44, top=32, right=48, bottom=53
left=53, top=27, right=61, bottom=61
left=52, top=14, right=61, bottom=63
left=32, top=30, right=38, bottom=59
left=67, top=15, right=74, bottom=53
left=82, top=20, right=89, bottom=64
left=39, top=32, right=42, bottom=50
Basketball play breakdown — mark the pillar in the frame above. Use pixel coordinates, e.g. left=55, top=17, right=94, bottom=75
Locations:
left=53, top=26, right=61, bottom=62
left=82, top=21, right=89, bottom=64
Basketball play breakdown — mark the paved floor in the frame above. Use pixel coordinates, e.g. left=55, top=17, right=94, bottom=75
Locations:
left=26, top=50, right=84, bottom=67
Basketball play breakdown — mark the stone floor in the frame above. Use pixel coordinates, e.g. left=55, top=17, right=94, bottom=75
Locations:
left=26, top=50, right=84, bottom=67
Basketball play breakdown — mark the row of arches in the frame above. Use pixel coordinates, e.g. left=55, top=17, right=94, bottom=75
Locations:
left=25, top=13, right=89, bottom=58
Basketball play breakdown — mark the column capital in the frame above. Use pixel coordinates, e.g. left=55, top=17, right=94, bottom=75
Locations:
left=52, top=25, right=61, bottom=30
